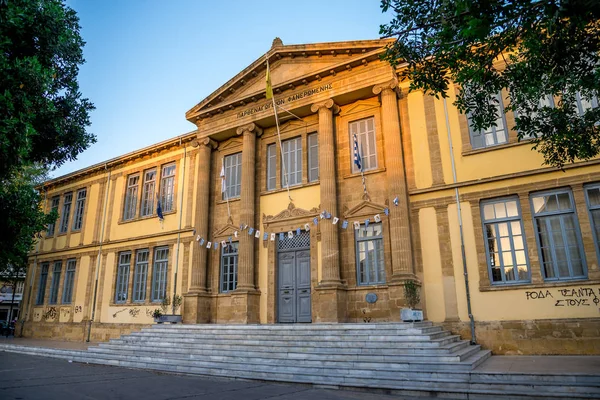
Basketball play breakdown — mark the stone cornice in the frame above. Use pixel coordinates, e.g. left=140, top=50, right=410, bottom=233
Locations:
left=310, top=99, right=340, bottom=114
left=191, top=137, right=217, bottom=149
left=236, top=123, right=263, bottom=137
left=373, top=78, right=400, bottom=97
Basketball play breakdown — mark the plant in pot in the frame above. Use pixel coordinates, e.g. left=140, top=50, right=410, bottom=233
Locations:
left=400, top=280, right=423, bottom=322
left=153, top=294, right=183, bottom=324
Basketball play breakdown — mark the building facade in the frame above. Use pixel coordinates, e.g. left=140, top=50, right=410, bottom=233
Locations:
left=21, top=39, right=600, bottom=354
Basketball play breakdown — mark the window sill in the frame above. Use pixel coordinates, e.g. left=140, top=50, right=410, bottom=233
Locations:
left=348, top=284, right=389, bottom=290
left=343, top=167, right=386, bottom=180
left=479, top=277, right=598, bottom=292
left=260, top=180, right=320, bottom=196
left=216, top=197, right=240, bottom=206
left=462, top=139, right=534, bottom=156
left=118, top=210, right=176, bottom=225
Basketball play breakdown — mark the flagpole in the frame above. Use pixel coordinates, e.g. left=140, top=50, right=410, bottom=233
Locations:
left=221, top=157, right=231, bottom=220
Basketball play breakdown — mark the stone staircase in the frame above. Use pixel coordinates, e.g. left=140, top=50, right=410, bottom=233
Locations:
left=2, top=322, right=600, bottom=399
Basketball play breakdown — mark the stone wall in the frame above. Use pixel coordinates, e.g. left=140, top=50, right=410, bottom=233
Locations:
left=21, top=321, right=150, bottom=342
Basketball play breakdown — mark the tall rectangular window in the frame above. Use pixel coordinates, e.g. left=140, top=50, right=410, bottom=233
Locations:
left=123, top=174, right=139, bottom=220
left=220, top=242, right=238, bottom=293
left=36, top=263, right=49, bottom=305
left=356, top=223, right=385, bottom=285
left=350, top=117, right=377, bottom=173
left=517, top=95, right=555, bottom=140
left=531, top=190, right=587, bottom=281
left=468, top=93, right=508, bottom=149
left=575, top=91, right=599, bottom=116
left=48, top=261, right=62, bottom=304
left=72, top=188, right=87, bottom=231
left=62, top=259, right=76, bottom=304
left=281, top=137, right=302, bottom=187
left=47, top=196, right=60, bottom=236
left=266, top=144, right=276, bottom=191
left=140, top=169, right=156, bottom=217
left=585, top=184, right=600, bottom=259
left=59, top=193, right=73, bottom=233
left=223, top=153, right=242, bottom=200
left=308, top=133, right=319, bottom=183
left=151, top=247, right=169, bottom=302
left=115, top=252, right=131, bottom=303
left=160, top=164, right=176, bottom=212
left=133, top=249, right=149, bottom=302
left=481, top=198, right=530, bottom=284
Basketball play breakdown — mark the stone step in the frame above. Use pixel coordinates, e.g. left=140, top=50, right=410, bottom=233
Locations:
left=149, top=322, right=434, bottom=331
left=98, top=338, right=471, bottom=355
left=88, top=342, right=483, bottom=363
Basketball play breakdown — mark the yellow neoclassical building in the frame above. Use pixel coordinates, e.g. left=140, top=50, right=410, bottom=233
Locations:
left=21, top=38, right=600, bottom=355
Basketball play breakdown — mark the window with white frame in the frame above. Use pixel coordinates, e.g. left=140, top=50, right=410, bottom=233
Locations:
left=308, top=133, right=319, bottom=182
left=575, top=91, right=599, bottom=116
left=517, top=95, right=555, bottom=140
left=36, top=263, right=49, bottom=305
left=133, top=249, right=149, bottom=302
left=140, top=169, right=156, bottom=217
left=223, top=153, right=242, bottom=200
left=468, top=93, right=508, bottom=149
left=281, top=137, right=302, bottom=187
left=62, top=259, right=76, bottom=304
left=220, top=242, right=238, bottom=293
left=72, top=189, right=87, bottom=231
left=355, top=223, right=385, bottom=285
left=584, top=184, right=600, bottom=259
left=151, top=247, right=169, bottom=302
left=115, top=252, right=131, bottom=303
left=266, top=144, right=276, bottom=191
left=350, top=117, right=377, bottom=172
left=47, top=196, right=60, bottom=236
left=48, top=261, right=62, bottom=304
left=160, top=164, right=176, bottom=212
left=123, top=174, right=139, bottom=221
left=59, top=192, right=73, bottom=233
left=531, top=189, right=587, bottom=281
left=481, top=198, right=530, bottom=284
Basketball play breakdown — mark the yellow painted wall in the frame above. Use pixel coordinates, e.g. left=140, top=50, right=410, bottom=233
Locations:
left=419, top=207, right=445, bottom=322
left=407, top=91, right=433, bottom=188
left=72, top=255, right=90, bottom=323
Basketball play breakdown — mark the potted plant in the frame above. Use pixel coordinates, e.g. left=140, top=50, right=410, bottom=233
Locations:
left=151, top=308, right=163, bottom=323
left=400, top=280, right=423, bottom=322
left=153, top=294, right=183, bottom=324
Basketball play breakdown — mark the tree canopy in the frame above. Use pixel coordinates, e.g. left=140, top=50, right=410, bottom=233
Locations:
left=0, top=0, right=94, bottom=273
left=380, top=0, right=600, bottom=168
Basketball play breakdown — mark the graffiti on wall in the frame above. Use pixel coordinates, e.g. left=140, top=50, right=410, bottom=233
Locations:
left=129, top=308, right=140, bottom=318
left=74, top=305, right=82, bottom=314
left=525, top=287, right=600, bottom=308
left=112, top=308, right=128, bottom=318
left=43, top=307, right=57, bottom=320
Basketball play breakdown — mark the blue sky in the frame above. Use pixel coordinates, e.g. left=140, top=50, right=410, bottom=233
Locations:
left=55, top=0, right=390, bottom=177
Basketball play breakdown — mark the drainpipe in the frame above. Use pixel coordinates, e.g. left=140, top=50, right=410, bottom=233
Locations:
left=172, top=138, right=186, bottom=315
left=443, top=97, right=477, bottom=344
left=87, top=164, right=111, bottom=342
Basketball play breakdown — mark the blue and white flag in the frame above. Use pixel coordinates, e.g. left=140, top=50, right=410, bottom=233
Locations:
left=156, top=199, right=164, bottom=220
left=384, top=208, right=389, bottom=216
left=248, top=227, right=254, bottom=235
left=393, top=196, right=399, bottom=206
left=353, top=133, right=362, bottom=171
left=279, top=232, right=284, bottom=241
left=296, top=228, right=301, bottom=236
left=341, top=220, right=349, bottom=229
left=263, top=232, right=268, bottom=241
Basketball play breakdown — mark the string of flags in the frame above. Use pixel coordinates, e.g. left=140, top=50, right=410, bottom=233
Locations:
left=192, top=195, right=401, bottom=251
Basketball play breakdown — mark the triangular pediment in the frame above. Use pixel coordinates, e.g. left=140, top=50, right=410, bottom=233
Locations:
left=186, top=39, right=394, bottom=122
left=340, top=100, right=380, bottom=116
left=262, top=202, right=320, bottom=228
left=213, top=223, right=239, bottom=239
left=344, top=200, right=387, bottom=219
left=218, top=137, right=243, bottom=151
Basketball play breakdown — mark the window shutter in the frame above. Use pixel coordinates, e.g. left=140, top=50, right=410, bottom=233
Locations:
left=308, top=133, right=319, bottom=182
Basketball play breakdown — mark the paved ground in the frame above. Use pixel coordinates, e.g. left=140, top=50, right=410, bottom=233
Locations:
left=0, top=352, right=425, bottom=400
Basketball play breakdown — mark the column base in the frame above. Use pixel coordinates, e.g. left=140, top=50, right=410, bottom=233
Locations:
left=183, top=292, right=212, bottom=324
left=313, top=285, right=347, bottom=323
left=389, top=273, right=421, bottom=284
left=229, top=289, right=261, bottom=324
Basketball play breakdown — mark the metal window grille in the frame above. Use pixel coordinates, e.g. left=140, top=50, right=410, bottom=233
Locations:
left=468, top=93, right=509, bottom=149
left=531, top=190, right=587, bottom=280
left=308, top=133, right=319, bottom=182
left=267, top=144, right=276, bottom=190
left=123, top=174, right=139, bottom=220
left=141, top=169, right=156, bottom=216
left=481, top=198, right=530, bottom=284
left=220, top=242, right=239, bottom=293
left=281, top=136, right=302, bottom=187
left=277, top=231, right=310, bottom=251
left=133, top=249, right=149, bottom=302
left=48, top=261, right=62, bottom=304
left=59, top=193, right=73, bottom=233
left=349, top=117, right=377, bottom=172
left=160, top=164, right=176, bottom=212
left=355, top=223, right=385, bottom=285
left=223, top=153, right=242, bottom=200
left=47, top=196, right=60, bottom=236
left=62, top=259, right=76, bottom=304
left=151, top=247, right=169, bottom=301
left=36, top=263, right=49, bottom=305
left=72, top=189, right=87, bottom=230
left=115, top=252, right=131, bottom=303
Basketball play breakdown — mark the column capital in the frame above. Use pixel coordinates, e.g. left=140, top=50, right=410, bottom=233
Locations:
left=191, top=137, right=217, bottom=149
left=373, top=79, right=400, bottom=96
left=310, top=99, right=340, bottom=114
left=236, top=122, right=263, bottom=137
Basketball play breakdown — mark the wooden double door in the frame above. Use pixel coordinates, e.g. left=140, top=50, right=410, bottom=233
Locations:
left=277, top=232, right=311, bottom=323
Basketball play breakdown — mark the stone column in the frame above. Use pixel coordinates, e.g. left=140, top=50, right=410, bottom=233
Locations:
left=183, top=137, right=216, bottom=324
left=373, top=79, right=416, bottom=280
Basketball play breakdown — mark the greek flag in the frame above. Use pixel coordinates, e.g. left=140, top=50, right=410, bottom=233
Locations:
left=353, top=133, right=362, bottom=171
left=156, top=199, right=164, bottom=220
left=220, top=161, right=227, bottom=194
